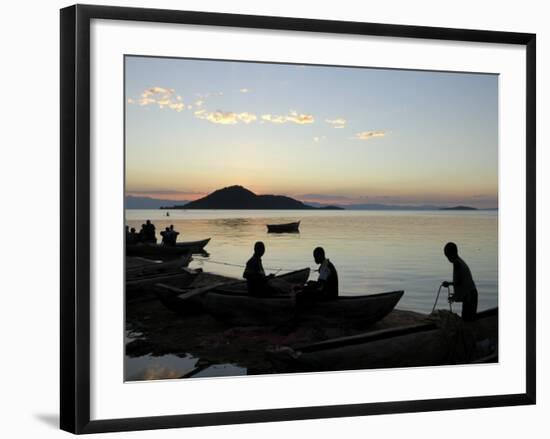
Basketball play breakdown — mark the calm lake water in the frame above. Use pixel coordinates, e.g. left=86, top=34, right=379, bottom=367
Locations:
left=126, top=209, right=498, bottom=314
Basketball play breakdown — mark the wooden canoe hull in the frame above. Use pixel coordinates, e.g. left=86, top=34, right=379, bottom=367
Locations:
left=270, top=308, right=498, bottom=372
left=156, top=268, right=310, bottom=316
left=155, top=280, right=204, bottom=315
left=126, top=238, right=210, bottom=259
left=202, top=293, right=294, bottom=326
left=266, top=221, right=300, bottom=233
left=126, top=255, right=192, bottom=280
left=202, top=290, right=404, bottom=327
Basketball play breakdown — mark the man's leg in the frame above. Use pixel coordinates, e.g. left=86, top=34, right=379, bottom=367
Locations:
left=462, top=291, right=478, bottom=321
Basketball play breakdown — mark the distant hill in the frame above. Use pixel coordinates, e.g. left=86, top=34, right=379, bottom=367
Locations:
left=344, top=203, right=442, bottom=210
left=440, top=206, right=478, bottom=211
left=164, top=185, right=317, bottom=210
left=327, top=203, right=486, bottom=211
left=125, top=195, right=188, bottom=209
left=319, top=205, right=345, bottom=210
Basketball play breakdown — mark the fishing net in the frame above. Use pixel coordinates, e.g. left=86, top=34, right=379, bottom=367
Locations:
left=429, top=310, right=477, bottom=364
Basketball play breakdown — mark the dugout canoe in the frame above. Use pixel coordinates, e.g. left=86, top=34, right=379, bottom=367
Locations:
left=202, top=289, right=404, bottom=327
left=268, top=307, right=498, bottom=372
left=126, top=238, right=211, bottom=258
left=126, top=269, right=198, bottom=301
left=155, top=268, right=310, bottom=316
left=266, top=221, right=300, bottom=233
left=126, top=254, right=192, bottom=280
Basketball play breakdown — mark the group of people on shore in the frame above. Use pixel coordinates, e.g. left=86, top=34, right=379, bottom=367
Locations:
left=125, top=220, right=180, bottom=246
left=243, top=240, right=478, bottom=320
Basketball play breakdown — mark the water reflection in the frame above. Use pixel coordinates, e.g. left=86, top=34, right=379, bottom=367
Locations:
left=125, top=354, right=247, bottom=382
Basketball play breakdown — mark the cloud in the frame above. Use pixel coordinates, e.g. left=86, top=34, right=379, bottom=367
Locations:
left=236, top=112, right=257, bottom=124
left=194, top=109, right=257, bottom=125
left=204, top=111, right=239, bottom=125
left=127, top=86, right=186, bottom=112
left=287, top=110, right=314, bottom=124
left=261, top=110, right=315, bottom=125
left=129, top=87, right=316, bottom=127
left=355, top=130, right=386, bottom=140
left=261, top=114, right=287, bottom=124
left=325, top=118, right=347, bottom=129
left=313, top=136, right=326, bottom=143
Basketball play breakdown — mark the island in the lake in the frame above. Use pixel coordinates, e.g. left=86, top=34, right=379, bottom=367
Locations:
left=160, top=185, right=344, bottom=210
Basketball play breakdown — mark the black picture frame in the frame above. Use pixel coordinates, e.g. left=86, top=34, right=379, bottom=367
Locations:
left=60, top=4, right=536, bottom=434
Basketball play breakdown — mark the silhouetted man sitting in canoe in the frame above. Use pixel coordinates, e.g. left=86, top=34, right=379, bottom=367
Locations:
left=160, top=227, right=172, bottom=246
left=442, top=242, right=478, bottom=321
left=126, top=226, right=139, bottom=245
left=298, top=247, right=338, bottom=302
left=141, top=219, right=157, bottom=243
left=243, top=241, right=275, bottom=296
left=169, top=224, right=179, bottom=245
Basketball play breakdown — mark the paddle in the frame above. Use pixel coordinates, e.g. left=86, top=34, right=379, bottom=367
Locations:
left=156, top=279, right=246, bottom=301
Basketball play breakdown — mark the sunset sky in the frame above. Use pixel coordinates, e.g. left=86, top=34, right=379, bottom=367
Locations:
left=125, top=56, right=498, bottom=208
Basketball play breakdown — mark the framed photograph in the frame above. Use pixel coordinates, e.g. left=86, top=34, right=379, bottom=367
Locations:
left=60, top=4, right=536, bottom=434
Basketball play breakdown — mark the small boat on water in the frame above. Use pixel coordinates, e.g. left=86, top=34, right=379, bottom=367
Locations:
left=126, top=238, right=211, bottom=259
left=202, top=289, right=404, bottom=327
left=155, top=268, right=311, bottom=316
left=268, top=307, right=498, bottom=372
left=266, top=221, right=300, bottom=233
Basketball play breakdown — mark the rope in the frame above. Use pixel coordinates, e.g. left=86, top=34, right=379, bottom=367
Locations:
left=192, top=256, right=316, bottom=273
left=432, top=283, right=454, bottom=314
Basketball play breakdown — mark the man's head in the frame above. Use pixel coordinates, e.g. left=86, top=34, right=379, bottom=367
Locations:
left=146, top=219, right=151, bottom=225
left=130, top=227, right=136, bottom=233
left=313, top=247, right=325, bottom=264
left=444, top=242, right=459, bottom=263
left=254, top=241, right=265, bottom=257
left=170, top=224, right=174, bottom=230
left=165, top=227, right=170, bottom=231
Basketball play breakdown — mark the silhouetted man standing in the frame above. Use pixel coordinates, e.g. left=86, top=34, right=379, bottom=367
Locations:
left=442, top=242, right=478, bottom=321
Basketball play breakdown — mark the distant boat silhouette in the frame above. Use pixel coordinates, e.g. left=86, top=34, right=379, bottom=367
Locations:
left=266, top=221, right=300, bottom=233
